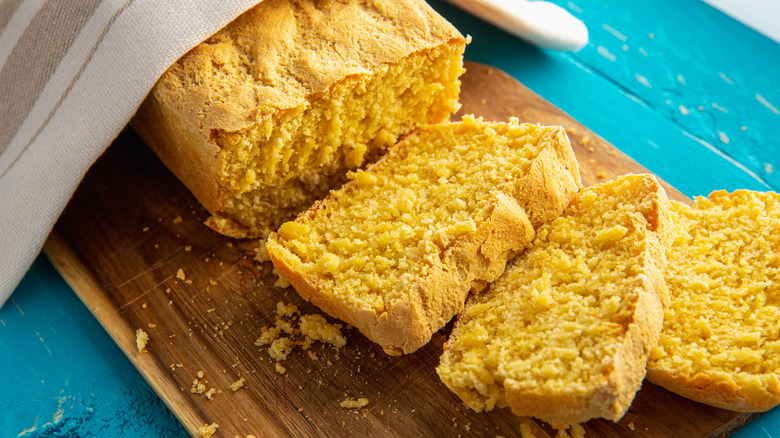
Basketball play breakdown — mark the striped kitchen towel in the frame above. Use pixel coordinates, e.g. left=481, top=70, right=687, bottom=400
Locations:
left=0, top=0, right=262, bottom=307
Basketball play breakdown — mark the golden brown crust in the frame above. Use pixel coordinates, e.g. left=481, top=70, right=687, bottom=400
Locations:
left=132, top=0, right=465, bottom=237
left=267, top=123, right=581, bottom=355
left=133, top=93, right=225, bottom=214
left=154, top=0, right=464, bottom=136
left=646, top=368, right=780, bottom=412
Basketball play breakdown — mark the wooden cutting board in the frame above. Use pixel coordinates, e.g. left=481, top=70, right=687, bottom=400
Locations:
left=44, top=62, right=757, bottom=438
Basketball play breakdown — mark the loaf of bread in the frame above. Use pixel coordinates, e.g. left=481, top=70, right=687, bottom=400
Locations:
left=647, top=190, right=780, bottom=412
left=437, top=174, right=672, bottom=429
left=132, top=0, right=466, bottom=238
left=267, top=117, right=581, bottom=355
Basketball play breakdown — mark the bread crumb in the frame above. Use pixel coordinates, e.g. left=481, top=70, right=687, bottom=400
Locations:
left=198, top=423, right=218, bottom=438
left=628, top=422, right=635, bottom=431
left=230, top=377, right=246, bottom=391
left=340, top=397, right=369, bottom=409
left=176, top=268, right=186, bottom=280
left=185, top=245, right=192, bottom=251
left=136, top=329, right=149, bottom=353
left=191, top=379, right=206, bottom=394
left=299, top=314, right=346, bottom=347
left=519, top=423, right=537, bottom=438
left=570, top=424, right=586, bottom=438
left=269, top=337, right=294, bottom=361
left=141, top=302, right=147, bottom=309
left=272, top=267, right=291, bottom=288
left=581, top=135, right=591, bottom=145
left=142, top=226, right=149, bottom=232
left=173, top=215, right=183, bottom=224
left=275, top=363, right=286, bottom=374
left=255, top=326, right=282, bottom=347
left=276, top=302, right=299, bottom=317
left=148, top=323, right=156, bottom=328
left=197, top=370, right=204, bottom=378
left=205, top=388, right=216, bottom=400
left=275, top=318, right=294, bottom=334
left=597, top=172, right=607, bottom=179
left=254, top=240, right=271, bottom=263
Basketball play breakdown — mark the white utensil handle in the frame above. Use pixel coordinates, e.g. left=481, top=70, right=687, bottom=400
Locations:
left=445, top=0, right=589, bottom=51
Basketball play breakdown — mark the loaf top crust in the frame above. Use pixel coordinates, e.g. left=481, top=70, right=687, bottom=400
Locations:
left=152, top=0, right=464, bottom=137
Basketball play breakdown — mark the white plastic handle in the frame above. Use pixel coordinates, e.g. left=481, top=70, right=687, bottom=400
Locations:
left=445, top=0, right=589, bottom=51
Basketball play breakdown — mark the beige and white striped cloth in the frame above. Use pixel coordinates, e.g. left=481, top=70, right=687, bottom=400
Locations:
left=0, top=0, right=262, bottom=307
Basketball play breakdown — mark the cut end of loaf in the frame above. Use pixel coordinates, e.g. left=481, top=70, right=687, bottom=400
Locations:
left=133, top=0, right=466, bottom=239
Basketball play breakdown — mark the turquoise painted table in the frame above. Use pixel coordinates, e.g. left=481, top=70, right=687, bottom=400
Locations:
left=2, top=0, right=779, bottom=436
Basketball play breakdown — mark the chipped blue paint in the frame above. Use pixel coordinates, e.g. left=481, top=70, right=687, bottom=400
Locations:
left=0, top=258, right=184, bottom=437
left=2, top=0, right=779, bottom=436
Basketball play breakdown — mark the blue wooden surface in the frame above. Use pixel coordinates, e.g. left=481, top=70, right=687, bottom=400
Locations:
left=2, top=0, right=779, bottom=436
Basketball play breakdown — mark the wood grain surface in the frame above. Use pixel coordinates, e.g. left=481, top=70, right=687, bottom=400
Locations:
left=44, top=62, right=756, bottom=438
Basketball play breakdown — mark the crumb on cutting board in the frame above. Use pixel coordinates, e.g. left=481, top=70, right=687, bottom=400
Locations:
left=254, top=326, right=282, bottom=347
left=176, top=268, right=186, bottom=280
left=570, top=424, right=586, bottom=438
left=276, top=302, right=299, bottom=317
left=272, top=267, right=291, bottom=288
left=340, top=397, right=369, bottom=409
left=198, top=422, right=218, bottom=438
left=230, top=377, right=246, bottom=391
left=275, top=363, right=286, bottom=374
left=269, top=337, right=294, bottom=361
left=299, top=314, right=346, bottom=348
left=254, top=239, right=271, bottom=263
left=136, top=329, right=149, bottom=353
left=519, top=423, right=537, bottom=438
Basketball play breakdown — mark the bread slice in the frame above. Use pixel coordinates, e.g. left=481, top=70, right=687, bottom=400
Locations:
left=132, top=0, right=466, bottom=238
left=266, top=117, right=581, bottom=355
left=437, top=174, right=672, bottom=429
left=647, top=190, right=780, bottom=412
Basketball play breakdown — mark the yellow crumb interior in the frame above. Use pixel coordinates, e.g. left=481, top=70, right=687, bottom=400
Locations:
left=650, top=191, right=780, bottom=390
left=213, top=43, right=464, bottom=236
left=438, top=176, right=661, bottom=411
left=272, top=118, right=563, bottom=312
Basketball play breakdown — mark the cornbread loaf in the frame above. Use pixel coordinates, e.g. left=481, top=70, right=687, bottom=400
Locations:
left=437, top=174, right=672, bottom=429
left=647, top=190, right=780, bottom=412
left=133, top=0, right=466, bottom=238
left=267, top=117, right=581, bottom=355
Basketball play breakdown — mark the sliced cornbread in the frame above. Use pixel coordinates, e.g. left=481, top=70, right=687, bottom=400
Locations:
left=437, top=174, right=672, bottom=429
left=647, top=190, right=780, bottom=412
left=133, top=0, right=466, bottom=238
left=267, top=117, right=581, bottom=355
